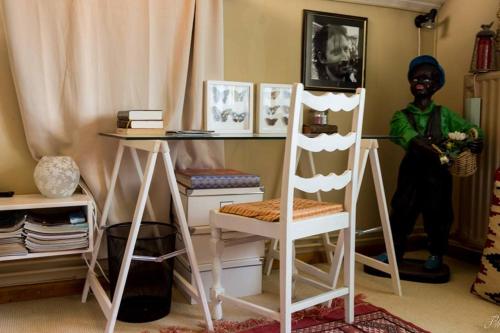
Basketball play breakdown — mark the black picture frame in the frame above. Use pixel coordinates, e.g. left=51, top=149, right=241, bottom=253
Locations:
left=301, top=10, right=367, bottom=92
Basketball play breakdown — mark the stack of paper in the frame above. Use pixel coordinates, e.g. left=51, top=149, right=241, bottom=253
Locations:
left=23, top=210, right=88, bottom=253
left=0, top=212, right=28, bottom=257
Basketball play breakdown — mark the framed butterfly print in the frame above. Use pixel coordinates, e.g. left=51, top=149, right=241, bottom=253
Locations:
left=203, top=80, right=254, bottom=134
left=256, top=83, right=292, bottom=135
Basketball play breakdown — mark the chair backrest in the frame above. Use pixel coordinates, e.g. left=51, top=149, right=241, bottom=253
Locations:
left=279, top=83, right=365, bottom=225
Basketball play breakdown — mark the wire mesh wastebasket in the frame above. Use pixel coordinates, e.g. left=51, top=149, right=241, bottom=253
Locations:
left=107, top=222, right=176, bottom=323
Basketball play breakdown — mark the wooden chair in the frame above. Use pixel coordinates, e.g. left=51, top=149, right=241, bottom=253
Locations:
left=209, top=83, right=365, bottom=332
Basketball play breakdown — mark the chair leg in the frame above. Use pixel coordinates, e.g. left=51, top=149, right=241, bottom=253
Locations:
left=279, top=239, right=293, bottom=333
left=343, top=225, right=355, bottom=323
left=211, top=227, right=225, bottom=320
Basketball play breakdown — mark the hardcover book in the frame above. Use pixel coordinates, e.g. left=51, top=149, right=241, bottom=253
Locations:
left=175, top=169, right=261, bottom=189
left=115, top=128, right=165, bottom=135
left=117, top=119, right=164, bottom=129
left=117, top=110, right=163, bottom=120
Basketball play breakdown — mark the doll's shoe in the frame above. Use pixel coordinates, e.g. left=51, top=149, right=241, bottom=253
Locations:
left=424, top=255, right=442, bottom=270
left=374, top=252, right=389, bottom=263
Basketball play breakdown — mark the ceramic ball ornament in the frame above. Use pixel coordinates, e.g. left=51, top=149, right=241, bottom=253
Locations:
left=33, top=156, right=80, bottom=198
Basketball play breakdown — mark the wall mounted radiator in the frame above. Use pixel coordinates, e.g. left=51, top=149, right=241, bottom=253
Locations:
left=457, top=72, right=500, bottom=250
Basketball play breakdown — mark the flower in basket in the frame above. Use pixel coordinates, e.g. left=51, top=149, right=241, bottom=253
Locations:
left=432, top=129, right=477, bottom=166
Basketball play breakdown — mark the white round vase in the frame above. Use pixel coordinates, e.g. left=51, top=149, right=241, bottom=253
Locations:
left=34, top=156, right=80, bottom=198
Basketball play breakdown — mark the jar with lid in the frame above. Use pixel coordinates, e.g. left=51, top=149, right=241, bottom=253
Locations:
left=311, top=110, right=327, bottom=125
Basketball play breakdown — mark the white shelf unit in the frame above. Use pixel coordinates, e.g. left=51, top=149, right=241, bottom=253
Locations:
left=0, top=194, right=94, bottom=262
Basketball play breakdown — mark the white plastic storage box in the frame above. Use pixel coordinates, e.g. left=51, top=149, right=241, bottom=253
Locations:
left=175, top=225, right=265, bottom=264
left=174, top=255, right=263, bottom=304
left=177, top=184, right=264, bottom=227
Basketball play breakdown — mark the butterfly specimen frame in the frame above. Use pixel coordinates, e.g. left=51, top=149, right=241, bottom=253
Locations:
left=204, top=80, right=254, bottom=134
left=256, top=83, right=292, bottom=135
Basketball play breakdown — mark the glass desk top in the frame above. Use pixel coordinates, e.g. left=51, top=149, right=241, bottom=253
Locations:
left=100, top=132, right=396, bottom=141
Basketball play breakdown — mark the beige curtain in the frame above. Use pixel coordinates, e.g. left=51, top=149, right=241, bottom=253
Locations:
left=1, top=0, right=224, bottom=222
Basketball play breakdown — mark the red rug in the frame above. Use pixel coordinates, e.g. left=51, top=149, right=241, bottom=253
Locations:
left=145, top=296, right=430, bottom=333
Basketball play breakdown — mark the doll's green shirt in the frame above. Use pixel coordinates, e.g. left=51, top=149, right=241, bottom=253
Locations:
left=389, top=102, right=483, bottom=150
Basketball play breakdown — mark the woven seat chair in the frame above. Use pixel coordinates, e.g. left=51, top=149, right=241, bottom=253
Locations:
left=209, top=83, right=365, bottom=332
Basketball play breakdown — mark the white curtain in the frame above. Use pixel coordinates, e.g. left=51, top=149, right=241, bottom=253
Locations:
left=1, top=0, right=224, bottom=222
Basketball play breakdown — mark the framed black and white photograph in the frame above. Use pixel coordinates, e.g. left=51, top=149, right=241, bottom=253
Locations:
left=204, top=80, right=253, bottom=134
left=301, top=10, right=367, bottom=92
left=256, top=83, right=292, bottom=135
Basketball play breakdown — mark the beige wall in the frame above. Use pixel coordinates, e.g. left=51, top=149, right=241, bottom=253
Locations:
left=436, top=0, right=499, bottom=112
left=0, top=5, right=37, bottom=194
left=223, top=0, right=434, bottom=229
left=0, top=0, right=497, bottom=228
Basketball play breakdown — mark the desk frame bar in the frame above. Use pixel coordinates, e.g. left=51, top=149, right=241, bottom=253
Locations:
left=82, top=139, right=213, bottom=333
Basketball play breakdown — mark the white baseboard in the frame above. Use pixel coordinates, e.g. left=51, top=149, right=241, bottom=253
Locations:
left=0, top=255, right=88, bottom=288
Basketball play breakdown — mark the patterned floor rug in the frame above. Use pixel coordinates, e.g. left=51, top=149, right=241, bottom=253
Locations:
left=147, top=296, right=430, bottom=333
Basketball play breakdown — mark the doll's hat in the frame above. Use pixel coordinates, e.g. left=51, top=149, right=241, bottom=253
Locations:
left=408, top=55, right=445, bottom=89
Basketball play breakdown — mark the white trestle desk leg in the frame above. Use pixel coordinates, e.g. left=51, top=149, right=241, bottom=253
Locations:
left=105, top=144, right=160, bottom=333
left=307, top=151, right=334, bottom=264
left=82, top=141, right=125, bottom=303
left=130, top=147, right=157, bottom=221
left=324, top=142, right=371, bottom=306
left=160, top=142, right=214, bottom=331
left=264, top=148, right=318, bottom=276
left=263, top=142, right=401, bottom=297
left=330, top=139, right=401, bottom=296
left=263, top=239, right=278, bottom=276
left=368, top=141, right=402, bottom=296
left=327, top=141, right=370, bottom=294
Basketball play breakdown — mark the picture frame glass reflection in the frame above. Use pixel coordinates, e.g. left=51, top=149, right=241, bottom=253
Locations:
left=256, top=83, right=292, bottom=135
left=204, top=80, right=254, bottom=134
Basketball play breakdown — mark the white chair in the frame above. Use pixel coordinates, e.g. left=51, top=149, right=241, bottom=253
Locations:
left=209, top=83, right=365, bottom=332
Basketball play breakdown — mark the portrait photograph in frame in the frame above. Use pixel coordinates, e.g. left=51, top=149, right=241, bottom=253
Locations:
left=204, top=80, right=254, bottom=134
left=301, top=10, right=367, bottom=92
left=256, top=83, right=292, bottom=135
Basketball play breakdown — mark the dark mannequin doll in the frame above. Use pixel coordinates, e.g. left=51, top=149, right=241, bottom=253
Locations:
left=377, top=55, right=484, bottom=274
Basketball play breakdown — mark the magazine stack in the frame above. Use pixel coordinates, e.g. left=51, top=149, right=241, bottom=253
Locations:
left=23, top=208, right=89, bottom=253
left=0, top=211, right=27, bottom=257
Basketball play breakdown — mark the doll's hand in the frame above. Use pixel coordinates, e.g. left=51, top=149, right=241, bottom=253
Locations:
left=409, top=137, right=440, bottom=163
left=468, top=139, right=483, bottom=154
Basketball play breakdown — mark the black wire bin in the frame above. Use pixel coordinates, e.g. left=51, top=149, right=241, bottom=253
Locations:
left=107, top=222, right=177, bottom=323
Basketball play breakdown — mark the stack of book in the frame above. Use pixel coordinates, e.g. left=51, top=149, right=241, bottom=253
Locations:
left=0, top=211, right=27, bottom=257
left=172, top=168, right=264, bottom=303
left=175, top=168, right=261, bottom=190
left=23, top=209, right=89, bottom=253
left=116, top=109, right=164, bottom=135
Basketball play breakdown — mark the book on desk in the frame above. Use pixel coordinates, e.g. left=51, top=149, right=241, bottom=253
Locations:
left=175, top=168, right=261, bottom=189
left=117, top=110, right=163, bottom=120
left=117, top=119, right=164, bottom=129
left=116, top=109, right=164, bottom=135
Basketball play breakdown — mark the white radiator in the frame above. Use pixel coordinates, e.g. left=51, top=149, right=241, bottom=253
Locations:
left=457, top=72, right=500, bottom=249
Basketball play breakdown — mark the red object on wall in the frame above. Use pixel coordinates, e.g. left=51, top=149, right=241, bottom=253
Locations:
left=470, top=23, right=496, bottom=73
left=476, top=39, right=492, bottom=70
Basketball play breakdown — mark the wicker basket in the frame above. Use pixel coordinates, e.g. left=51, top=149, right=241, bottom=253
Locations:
left=449, top=150, right=477, bottom=177
left=431, top=128, right=479, bottom=177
